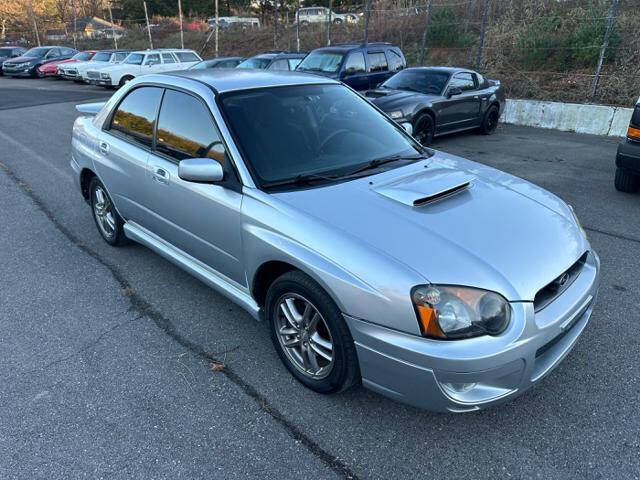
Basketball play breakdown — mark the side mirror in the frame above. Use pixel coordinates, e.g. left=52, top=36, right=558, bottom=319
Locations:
left=178, top=157, right=224, bottom=183
left=447, top=86, right=462, bottom=98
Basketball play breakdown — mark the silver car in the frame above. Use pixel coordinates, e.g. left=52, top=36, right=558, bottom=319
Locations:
left=71, top=70, right=600, bottom=412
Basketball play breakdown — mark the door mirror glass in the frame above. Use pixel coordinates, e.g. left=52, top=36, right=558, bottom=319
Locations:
left=447, top=86, right=462, bottom=98
left=178, top=157, right=224, bottom=183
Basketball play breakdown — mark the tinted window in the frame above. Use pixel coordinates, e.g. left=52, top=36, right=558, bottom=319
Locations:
left=73, top=51, right=94, bottom=61
left=630, top=105, right=640, bottom=129
left=47, top=49, right=61, bottom=58
left=449, top=72, right=475, bottom=91
left=268, top=59, right=290, bottom=71
left=0, top=48, right=12, bottom=57
left=221, top=59, right=241, bottom=67
left=386, top=50, right=404, bottom=72
left=368, top=52, right=388, bottom=72
left=162, top=53, right=176, bottom=63
left=237, top=57, right=272, bottom=69
left=114, top=52, right=129, bottom=61
left=24, top=47, right=50, bottom=57
left=175, top=52, right=199, bottom=62
left=220, top=84, right=421, bottom=186
left=92, top=52, right=111, bottom=62
left=62, top=48, right=75, bottom=55
left=382, top=69, right=450, bottom=95
left=144, top=53, right=160, bottom=65
left=109, top=87, right=163, bottom=148
left=344, top=52, right=365, bottom=74
left=156, top=90, right=226, bottom=164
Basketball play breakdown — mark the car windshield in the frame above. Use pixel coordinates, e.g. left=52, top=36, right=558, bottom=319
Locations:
left=297, top=52, right=344, bottom=73
left=24, top=47, right=50, bottom=58
left=73, top=51, right=94, bottom=61
left=220, top=84, right=422, bottom=187
left=237, top=57, right=272, bottom=69
left=92, top=52, right=112, bottom=62
left=190, top=60, right=211, bottom=70
left=124, top=53, right=144, bottom=65
left=382, top=69, right=451, bottom=95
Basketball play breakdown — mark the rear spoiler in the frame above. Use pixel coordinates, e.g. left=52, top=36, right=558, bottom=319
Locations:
left=75, top=102, right=105, bottom=116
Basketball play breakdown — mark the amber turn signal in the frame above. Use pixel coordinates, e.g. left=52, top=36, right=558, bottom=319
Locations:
left=416, top=304, right=446, bottom=338
left=627, top=126, right=640, bottom=141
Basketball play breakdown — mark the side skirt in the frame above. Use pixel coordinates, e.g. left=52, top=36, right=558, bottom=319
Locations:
left=124, top=221, right=261, bottom=320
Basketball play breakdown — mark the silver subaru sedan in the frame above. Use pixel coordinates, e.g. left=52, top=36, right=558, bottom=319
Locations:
left=70, top=70, right=600, bottom=412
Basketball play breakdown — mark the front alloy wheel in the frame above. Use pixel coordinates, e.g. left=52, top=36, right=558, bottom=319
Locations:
left=275, top=293, right=334, bottom=379
left=89, top=177, right=128, bottom=246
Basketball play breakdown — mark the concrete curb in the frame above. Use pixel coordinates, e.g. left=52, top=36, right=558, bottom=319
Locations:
left=500, top=99, right=633, bottom=137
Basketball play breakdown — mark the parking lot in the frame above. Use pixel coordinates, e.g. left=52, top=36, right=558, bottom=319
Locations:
left=1, top=76, right=639, bottom=479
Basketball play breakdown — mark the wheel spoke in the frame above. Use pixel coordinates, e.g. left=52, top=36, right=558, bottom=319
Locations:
left=104, top=212, right=116, bottom=231
left=279, top=326, right=299, bottom=336
left=280, top=301, right=298, bottom=329
left=310, top=332, right=332, bottom=351
left=307, top=312, right=320, bottom=332
left=283, top=337, right=301, bottom=349
left=310, top=341, right=332, bottom=362
left=305, top=346, right=320, bottom=372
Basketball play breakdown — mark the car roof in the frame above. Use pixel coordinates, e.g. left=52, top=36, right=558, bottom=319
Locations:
left=202, top=56, right=245, bottom=62
left=404, top=66, right=473, bottom=75
left=130, top=49, right=196, bottom=54
left=166, top=69, right=339, bottom=93
left=313, top=42, right=395, bottom=53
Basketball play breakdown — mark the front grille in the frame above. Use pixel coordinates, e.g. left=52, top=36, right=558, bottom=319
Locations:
left=534, top=252, right=588, bottom=312
left=65, top=69, right=77, bottom=75
left=87, top=71, right=99, bottom=79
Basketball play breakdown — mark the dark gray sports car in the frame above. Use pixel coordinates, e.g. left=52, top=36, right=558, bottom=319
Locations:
left=365, top=67, right=505, bottom=145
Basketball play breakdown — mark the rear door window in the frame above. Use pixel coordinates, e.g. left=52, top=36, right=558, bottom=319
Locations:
left=162, top=53, right=176, bottom=63
left=268, top=59, right=290, bottom=71
left=449, top=72, right=476, bottom=91
left=155, top=89, right=227, bottom=164
left=174, top=52, right=200, bottom=62
left=144, top=54, right=161, bottom=65
left=367, top=52, right=388, bottom=72
left=108, top=87, right=163, bottom=148
left=386, top=50, right=405, bottom=72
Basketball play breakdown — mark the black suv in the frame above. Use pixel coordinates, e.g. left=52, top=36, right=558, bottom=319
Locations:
left=615, top=97, right=640, bottom=193
left=2, top=46, right=77, bottom=77
left=0, top=46, right=27, bottom=75
left=237, top=51, right=307, bottom=71
left=296, top=42, right=406, bottom=91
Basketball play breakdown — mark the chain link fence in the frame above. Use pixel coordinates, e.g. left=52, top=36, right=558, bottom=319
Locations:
left=4, top=0, right=639, bottom=106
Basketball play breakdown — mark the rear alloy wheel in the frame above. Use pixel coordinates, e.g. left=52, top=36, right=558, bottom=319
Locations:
left=413, top=113, right=435, bottom=146
left=614, top=167, right=640, bottom=193
left=480, top=105, right=500, bottom=135
left=89, top=178, right=128, bottom=246
left=266, top=271, right=360, bottom=394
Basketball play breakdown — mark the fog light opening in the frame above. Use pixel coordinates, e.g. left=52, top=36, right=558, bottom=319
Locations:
left=441, top=382, right=477, bottom=394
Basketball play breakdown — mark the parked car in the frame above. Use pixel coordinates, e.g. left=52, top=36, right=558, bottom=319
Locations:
left=207, top=16, right=260, bottom=30
left=237, top=51, right=307, bottom=71
left=37, top=50, right=96, bottom=78
left=58, top=49, right=131, bottom=83
left=2, top=46, right=77, bottom=77
left=190, top=56, right=245, bottom=70
left=71, top=70, right=599, bottom=412
left=95, top=49, right=202, bottom=88
left=296, top=6, right=359, bottom=25
left=366, top=67, right=505, bottom=145
left=296, top=42, right=405, bottom=91
left=614, top=96, right=640, bottom=193
left=0, top=46, right=27, bottom=75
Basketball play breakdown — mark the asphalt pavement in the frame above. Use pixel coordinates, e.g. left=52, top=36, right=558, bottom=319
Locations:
left=0, top=76, right=638, bottom=480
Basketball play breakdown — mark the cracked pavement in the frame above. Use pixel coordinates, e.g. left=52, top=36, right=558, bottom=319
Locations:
left=0, top=77, right=639, bottom=479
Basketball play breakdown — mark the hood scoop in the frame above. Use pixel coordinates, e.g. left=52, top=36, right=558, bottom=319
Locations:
left=373, top=168, right=474, bottom=207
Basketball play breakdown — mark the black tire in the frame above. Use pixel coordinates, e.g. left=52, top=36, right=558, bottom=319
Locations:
left=413, top=113, right=435, bottom=146
left=119, top=75, right=133, bottom=88
left=480, top=105, right=500, bottom=135
left=266, top=270, right=360, bottom=394
left=333, top=18, right=343, bottom=24
left=614, top=167, right=640, bottom=193
left=89, top=177, right=128, bottom=246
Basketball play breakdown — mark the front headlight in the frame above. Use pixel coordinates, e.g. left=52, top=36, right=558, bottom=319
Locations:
left=101, top=73, right=110, bottom=79
left=412, top=285, right=511, bottom=339
left=388, top=110, right=404, bottom=119
left=568, top=205, right=587, bottom=239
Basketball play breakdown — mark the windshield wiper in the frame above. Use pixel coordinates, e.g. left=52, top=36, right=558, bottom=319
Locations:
left=261, top=172, right=338, bottom=190
left=341, top=154, right=426, bottom=178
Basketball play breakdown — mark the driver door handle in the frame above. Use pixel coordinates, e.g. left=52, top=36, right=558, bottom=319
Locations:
left=99, top=141, right=109, bottom=155
left=152, top=166, right=169, bottom=185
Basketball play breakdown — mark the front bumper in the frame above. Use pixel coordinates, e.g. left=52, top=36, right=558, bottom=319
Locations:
left=616, top=139, right=640, bottom=174
left=345, top=250, right=600, bottom=412
left=2, top=65, right=34, bottom=76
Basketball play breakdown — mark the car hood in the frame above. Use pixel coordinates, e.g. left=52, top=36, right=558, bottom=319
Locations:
left=367, top=88, right=440, bottom=111
left=272, top=152, right=588, bottom=302
left=7, top=55, right=41, bottom=63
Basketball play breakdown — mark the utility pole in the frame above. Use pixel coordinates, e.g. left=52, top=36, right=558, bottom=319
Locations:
left=215, top=0, right=219, bottom=57
left=418, top=0, right=432, bottom=65
left=327, top=0, right=332, bottom=46
left=296, top=0, right=300, bottom=52
left=178, top=0, right=184, bottom=49
left=30, top=5, right=41, bottom=47
left=73, top=0, right=77, bottom=49
left=363, top=0, right=372, bottom=45
left=108, top=2, right=118, bottom=49
left=475, top=0, right=489, bottom=70
left=143, top=1, right=153, bottom=49
left=591, top=0, right=619, bottom=102
left=273, top=0, right=278, bottom=50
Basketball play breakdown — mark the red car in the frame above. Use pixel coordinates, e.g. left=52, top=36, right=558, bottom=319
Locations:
left=37, top=50, right=97, bottom=78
